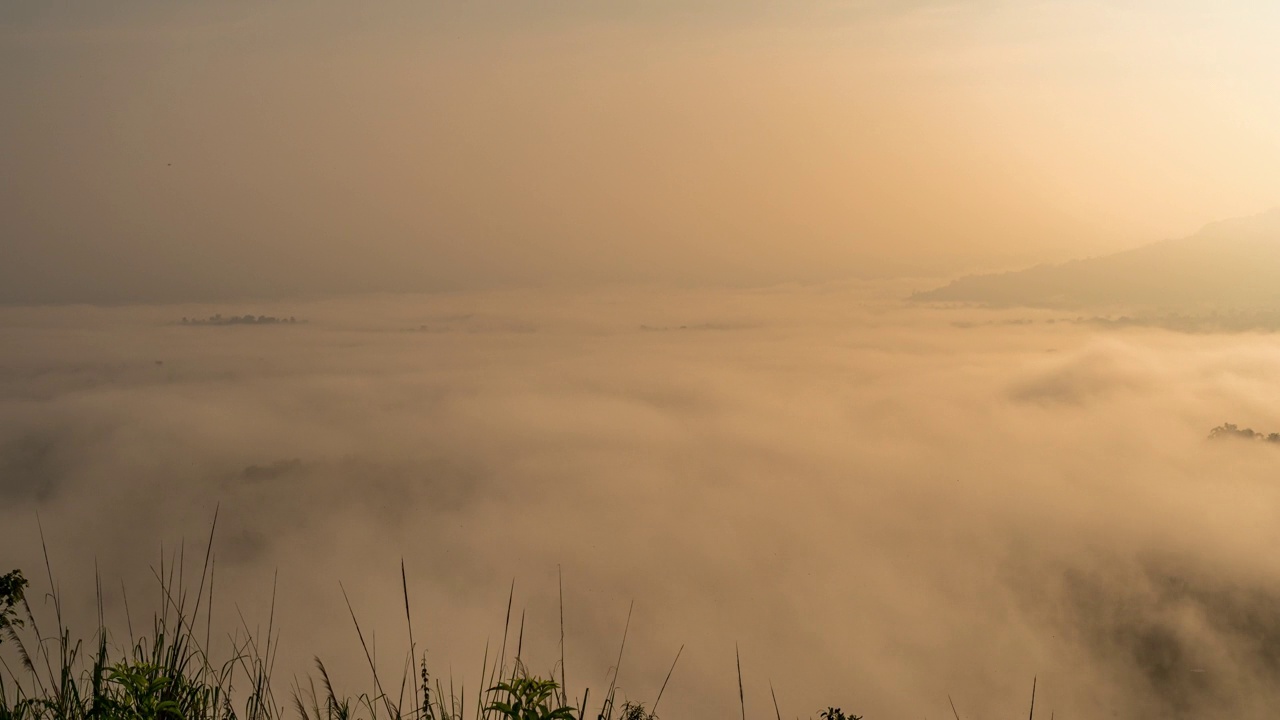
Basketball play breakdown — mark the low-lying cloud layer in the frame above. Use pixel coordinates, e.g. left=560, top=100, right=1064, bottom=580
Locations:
left=4, top=286, right=1280, bottom=718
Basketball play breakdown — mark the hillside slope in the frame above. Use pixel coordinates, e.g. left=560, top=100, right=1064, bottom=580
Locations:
left=914, top=209, right=1280, bottom=309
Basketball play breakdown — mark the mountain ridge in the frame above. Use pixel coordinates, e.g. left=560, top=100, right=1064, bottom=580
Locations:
left=914, top=208, right=1280, bottom=309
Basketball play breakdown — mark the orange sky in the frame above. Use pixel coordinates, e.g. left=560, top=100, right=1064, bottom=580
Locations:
left=4, top=1, right=1280, bottom=302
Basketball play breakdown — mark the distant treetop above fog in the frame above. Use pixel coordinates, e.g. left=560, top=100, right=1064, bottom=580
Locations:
left=181, top=314, right=301, bottom=326
left=915, top=208, right=1280, bottom=310
left=1208, top=423, right=1280, bottom=444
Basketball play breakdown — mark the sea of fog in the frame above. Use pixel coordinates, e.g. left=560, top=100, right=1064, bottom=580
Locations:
left=5, top=284, right=1280, bottom=718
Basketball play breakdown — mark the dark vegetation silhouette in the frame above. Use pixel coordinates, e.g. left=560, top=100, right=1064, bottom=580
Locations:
left=0, top=569, right=26, bottom=640
left=182, top=315, right=300, bottom=326
left=1208, top=423, right=1280, bottom=443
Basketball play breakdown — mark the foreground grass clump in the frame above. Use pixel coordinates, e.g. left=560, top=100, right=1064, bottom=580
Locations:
left=1, top=564, right=278, bottom=720
left=1, top=551, right=865, bottom=720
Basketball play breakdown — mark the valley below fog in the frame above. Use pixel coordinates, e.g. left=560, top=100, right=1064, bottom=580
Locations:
left=5, top=284, right=1280, bottom=719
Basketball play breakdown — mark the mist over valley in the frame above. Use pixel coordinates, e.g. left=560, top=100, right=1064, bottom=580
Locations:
left=6, top=287, right=1280, bottom=718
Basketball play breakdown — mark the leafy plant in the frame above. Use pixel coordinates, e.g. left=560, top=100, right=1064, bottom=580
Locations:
left=100, top=661, right=190, bottom=719
left=617, top=701, right=657, bottom=720
left=0, top=569, right=27, bottom=643
left=485, top=675, right=577, bottom=720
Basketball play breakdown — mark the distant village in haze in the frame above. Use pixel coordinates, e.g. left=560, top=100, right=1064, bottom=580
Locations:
left=180, top=314, right=302, bottom=326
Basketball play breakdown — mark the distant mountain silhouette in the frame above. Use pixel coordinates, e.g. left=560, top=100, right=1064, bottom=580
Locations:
left=914, top=209, right=1280, bottom=309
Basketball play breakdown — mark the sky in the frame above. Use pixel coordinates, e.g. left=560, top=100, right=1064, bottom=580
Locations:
left=5, top=0, right=1280, bottom=303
